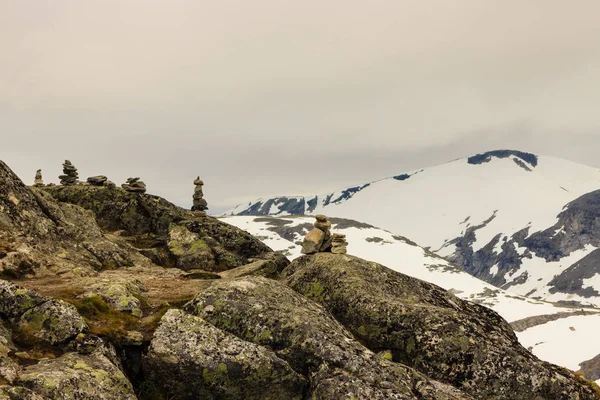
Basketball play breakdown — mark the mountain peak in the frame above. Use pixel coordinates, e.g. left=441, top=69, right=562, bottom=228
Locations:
left=467, top=150, right=538, bottom=170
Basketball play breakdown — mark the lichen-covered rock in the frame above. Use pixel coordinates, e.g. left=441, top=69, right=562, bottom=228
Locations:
left=0, top=386, right=47, bottom=400
left=18, top=352, right=135, bottom=400
left=167, top=223, right=216, bottom=271
left=83, top=279, right=145, bottom=317
left=145, top=309, right=306, bottom=399
left=0, top=281, right=47, bottom=318
left=284, top=253, right=600, bottom=400
left=15, top=299, right=87, bottom=346
left=185, top=276, right=470, bottom=399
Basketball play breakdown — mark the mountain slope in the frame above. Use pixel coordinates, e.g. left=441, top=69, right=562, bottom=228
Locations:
left=226, top=150, right=600, bottom=306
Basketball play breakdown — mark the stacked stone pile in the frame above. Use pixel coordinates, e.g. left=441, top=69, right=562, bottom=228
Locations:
left=122, top=177, right=146, bottom=193
left=87, top=176, right=107, bottom=186
left=192, top=177, right=208, bottom=211
left=301, top=215, right=334, bottom=254
left=331, top=233, right=348, bottom=254
left=33, top=169, right=44, bottom=187
left=59, top=160, right=78, bottom=186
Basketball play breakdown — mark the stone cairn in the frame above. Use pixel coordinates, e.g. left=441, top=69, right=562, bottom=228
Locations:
left=301, top=215, right=334, bottom=254
left=59, top=160, right=79, bottom=186
left=33, top=169, right=44, bottom=187
left=122, top=177, right=146, bottom=193
left=331, top=233, right=348, bottom=254
left=87, top=175, right=116, bottom=188
left=192, top=177, right=208, bottom=212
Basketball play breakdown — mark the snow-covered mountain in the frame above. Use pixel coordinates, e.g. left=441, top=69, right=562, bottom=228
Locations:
left=226, top=150, right=600, bottom=308
left=220, top=215, right=600, bottom=382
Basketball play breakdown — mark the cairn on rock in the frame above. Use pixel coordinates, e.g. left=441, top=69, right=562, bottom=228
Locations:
left=59, top=160, right=79, bottom=186
left=331, top=233, right=348, bottom=254
left=122, top=177, right=146, bottom=193
left=192, top=177, right=208, bottom=212
left=301, top=215, right=333, bottom=254
left=87, top=175, right=108, bottom=186
left=33, top=169, right=44, bottom=187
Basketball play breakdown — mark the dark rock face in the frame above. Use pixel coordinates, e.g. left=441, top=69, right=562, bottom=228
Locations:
left=467, top=150, right=538, bottom=168
left=448, top=190, right=600, bottom=300
left=283, top=253, right=599, bottom=400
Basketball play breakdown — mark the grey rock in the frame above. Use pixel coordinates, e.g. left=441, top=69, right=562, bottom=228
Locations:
left=15, top=299, right=87, bottom=346
left=18, top=352, right=136, bottom=400
left=144, top=309, right=306, bottom=399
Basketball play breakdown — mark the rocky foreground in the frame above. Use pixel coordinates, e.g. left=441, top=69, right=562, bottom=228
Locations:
left=0, top=160, right=599, bottom=399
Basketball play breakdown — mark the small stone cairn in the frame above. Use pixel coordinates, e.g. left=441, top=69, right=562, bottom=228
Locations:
left=122, top=177, right=146, bottom=193
left=192, top=177, right=208, bottom=212
left=87, top=175, right=116, bottom=188
left=301, top=215, right=334, bottom=254
left=59, top=160, right=79, bottom=186
left=331, top=233, right=348, bottom=254
left=33, top=169, right=44, bottom=187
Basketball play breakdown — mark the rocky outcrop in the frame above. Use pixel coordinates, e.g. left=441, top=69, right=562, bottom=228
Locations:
left=283, top=253, right=599, bottom=400
left=145, top=309, right=306, bottom=399
left=121, top=177, right=146, bottom=193
left=59, top=160, right=78, bottom=186
left=180, top=276, right=470, bottom=399
left=0, top=386, right=46, bottom=400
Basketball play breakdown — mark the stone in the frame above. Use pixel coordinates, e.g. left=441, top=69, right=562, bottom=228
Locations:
left=301, top=228, right=324, bottom=254
left=144, top=309, right=306, bottom=399
left=19, top=352, right=136, bottom=400
left=121, top=177, right=147, bottom=193
left=15, top=298, right=88, bottom=346
left=191, top=176, right=208, bottom=211
left=301, top=215, right=334, bottom=254
left=331, top=233, right=348, bottom=254
left=59, top=160, right=79, bottom=186
left=33, top=169, right=44, bottom=187
left=87, top=175, right=108, bottom=186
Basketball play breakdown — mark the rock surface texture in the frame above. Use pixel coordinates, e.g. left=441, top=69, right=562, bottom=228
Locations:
left=284, top=253, right=599, bottom=399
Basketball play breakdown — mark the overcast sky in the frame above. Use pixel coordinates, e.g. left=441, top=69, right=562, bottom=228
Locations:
left=2, top=1, right=600, bottom=213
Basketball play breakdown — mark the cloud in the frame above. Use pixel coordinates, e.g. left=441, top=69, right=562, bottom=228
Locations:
left=1, top=0, right=599, bottom=212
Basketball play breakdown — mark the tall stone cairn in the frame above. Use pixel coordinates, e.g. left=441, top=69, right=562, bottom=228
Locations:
left=122, top=177, right=147, bottom=193
left=331, top=233, right=348, bottom=254
left=192, top=177, right=208, bottom=211
left=59, top=160, right=78, bottom=186
left=301, top=214, right=333, bottom=255
left=33, top=169, right=44, bottom=187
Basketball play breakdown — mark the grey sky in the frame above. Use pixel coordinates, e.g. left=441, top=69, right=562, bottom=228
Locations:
left=2, top=1, right=600, bottom=213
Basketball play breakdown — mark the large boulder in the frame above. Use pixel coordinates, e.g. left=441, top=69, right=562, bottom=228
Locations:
left=18, top=352, right=136, bottom=400
left=185, top=276, right=470, bottom=399
left=15, top=299, right=87, bottom=346
left=144, top=309, right=306, bottom=399
left=284, top=253, right=599, bottom=399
